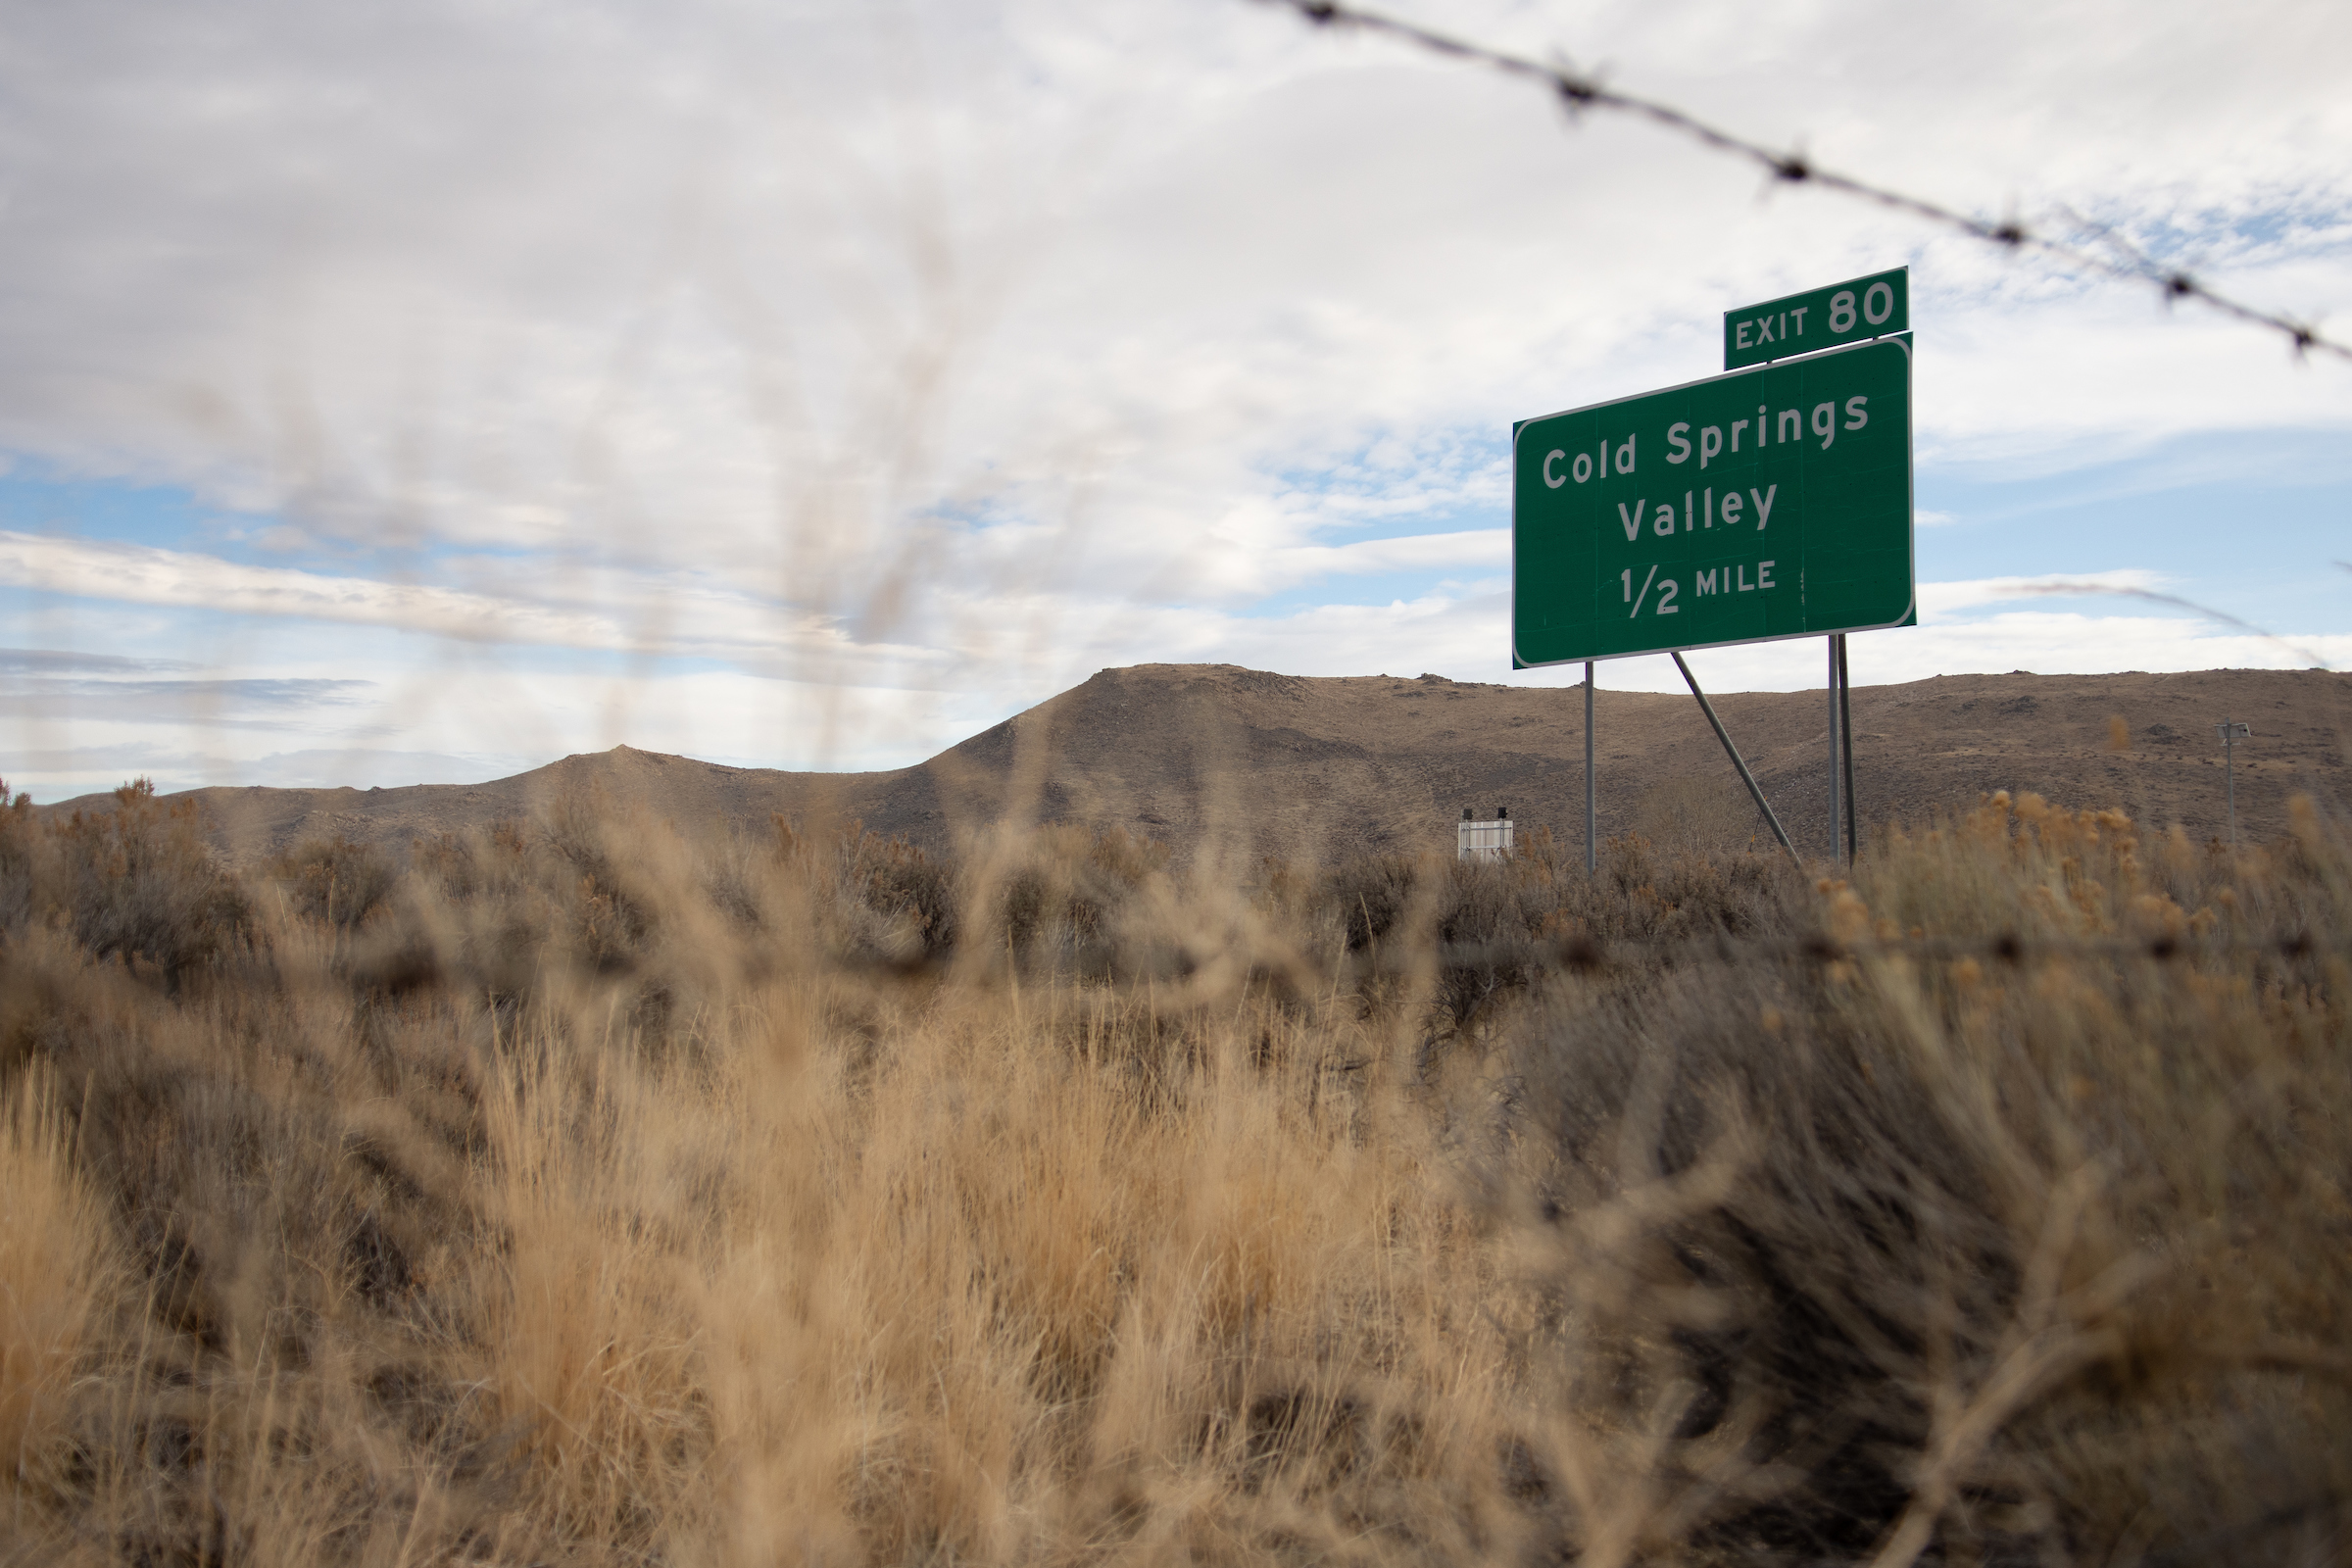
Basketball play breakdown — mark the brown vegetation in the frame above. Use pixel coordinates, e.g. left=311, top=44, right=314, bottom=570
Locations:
left=1, top=777, right=2347, bottom=1565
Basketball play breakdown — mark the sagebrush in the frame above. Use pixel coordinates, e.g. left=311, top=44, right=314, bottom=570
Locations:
left=0, top=779, right=2346, bottom=1565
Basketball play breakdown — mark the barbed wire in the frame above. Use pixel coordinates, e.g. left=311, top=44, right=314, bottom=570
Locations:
left=1438, top=927, right=2344, bottom=975
left=1254, top=0, right=2350, bottom=367
left=833, top=927, right=2342, bottom=989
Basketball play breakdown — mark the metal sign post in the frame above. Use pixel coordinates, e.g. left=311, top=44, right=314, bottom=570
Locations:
left=2217, top=720, right=2251, bottom=850
left=1827, top=639, right=1842, bottom=866
left=1673, top=653, right=1797, bottom=866
left=1583, top=662, right=1596, bottom=871
left=1837, top=634, right=1857, bottom=864
left=1821, top=633, right=1861, bottom=865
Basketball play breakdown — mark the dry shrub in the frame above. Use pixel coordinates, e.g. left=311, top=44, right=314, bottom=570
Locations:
left=1633, top=772, right=1758, bottom=856
left=474, top=1040, right=713, bottom=1555
left=266, top=836, right=398, bottom=931
left=1497, top=792, right=2352, bottom=1565
left=5, top=780, right=253, bottom=986
left=0, top=782, right=2343, bottom=1565
left=0, top=788, right=34, bottom=933
left=0, top=1067, right=123, bottom=1505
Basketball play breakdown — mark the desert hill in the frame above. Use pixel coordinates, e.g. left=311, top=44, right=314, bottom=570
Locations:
left=37, top=664, right=2352, bottom=867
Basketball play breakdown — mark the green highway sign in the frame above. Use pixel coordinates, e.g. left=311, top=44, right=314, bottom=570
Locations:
left=1723, top=267, right=1908, bottom=369
left=1511, top=335, right=1913, bottom=668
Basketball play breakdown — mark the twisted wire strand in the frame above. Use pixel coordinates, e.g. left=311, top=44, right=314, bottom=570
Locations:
left=1257, top=0, right=2350, bottom=367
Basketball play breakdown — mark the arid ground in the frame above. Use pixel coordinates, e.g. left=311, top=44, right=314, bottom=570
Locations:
left=41, top=664, right=2352, bottom=866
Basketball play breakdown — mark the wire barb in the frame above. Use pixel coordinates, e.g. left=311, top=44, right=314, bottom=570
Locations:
left=1250, top=0, right=2351, bottom=367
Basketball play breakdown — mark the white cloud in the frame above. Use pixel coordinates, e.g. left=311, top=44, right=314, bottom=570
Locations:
left=0, top=0, right=2346, bottom=790
left=0, top=530, right=948, bottom=676
left=6, top=0, right=2347, bottom=544
left=2, top=651, right=994, bottom=801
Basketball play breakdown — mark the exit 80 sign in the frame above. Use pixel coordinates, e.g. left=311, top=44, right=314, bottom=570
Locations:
left=1724, top=267, right=1908, bottom=370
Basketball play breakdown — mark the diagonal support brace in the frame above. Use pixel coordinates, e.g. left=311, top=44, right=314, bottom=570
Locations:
left=1672, top=651, right=1800, bottom=867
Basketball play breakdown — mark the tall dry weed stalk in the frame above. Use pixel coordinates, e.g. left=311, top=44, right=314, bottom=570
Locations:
left=0, top=778, right=2345, bottom=1564
left=1, top=1068, right=122, bottom=1519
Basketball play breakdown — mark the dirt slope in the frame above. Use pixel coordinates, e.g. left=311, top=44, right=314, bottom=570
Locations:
left=36, top=665, right=2352, bottom=866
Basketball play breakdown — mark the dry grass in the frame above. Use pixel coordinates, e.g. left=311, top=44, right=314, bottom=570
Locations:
left=0, top=778, right=2347, bottom=1565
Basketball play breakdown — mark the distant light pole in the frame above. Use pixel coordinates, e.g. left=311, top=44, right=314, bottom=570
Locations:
left=2215, top=720, right=2251, bottom=850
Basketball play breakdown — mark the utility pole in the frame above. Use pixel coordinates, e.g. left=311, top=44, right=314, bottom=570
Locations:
left=2215, top=720, right=2251, bottom=851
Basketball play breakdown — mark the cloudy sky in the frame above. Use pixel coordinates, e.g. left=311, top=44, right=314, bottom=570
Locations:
left=2, top=0, right=2348, bottom=800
